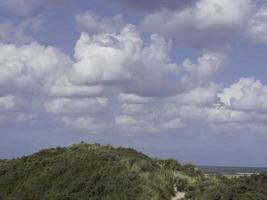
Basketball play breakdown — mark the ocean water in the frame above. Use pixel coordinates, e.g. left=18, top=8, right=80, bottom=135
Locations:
left=198, top=166, right=267, bottom=175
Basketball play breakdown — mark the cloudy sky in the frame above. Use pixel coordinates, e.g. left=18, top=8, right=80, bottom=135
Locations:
left=1, top=0, right=267, bottom=167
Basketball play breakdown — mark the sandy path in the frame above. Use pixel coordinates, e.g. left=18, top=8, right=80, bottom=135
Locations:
left=171, top=191, right=185, bottom=200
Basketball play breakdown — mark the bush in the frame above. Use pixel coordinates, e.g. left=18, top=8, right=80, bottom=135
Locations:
left=0, top=143, right=186, bottom=200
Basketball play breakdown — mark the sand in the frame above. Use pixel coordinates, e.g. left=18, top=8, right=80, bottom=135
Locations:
left=171, top=191, right=185, bottom=200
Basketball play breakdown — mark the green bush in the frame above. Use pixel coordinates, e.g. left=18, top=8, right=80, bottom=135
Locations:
left=186, top=173, right=267, bottom=200
left=0, top=143, right=186, bottom=200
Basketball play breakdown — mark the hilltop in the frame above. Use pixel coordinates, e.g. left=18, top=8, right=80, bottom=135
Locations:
left=0, top=143, right=201, bottom=200
left=0, top=143, right=266, bottom=200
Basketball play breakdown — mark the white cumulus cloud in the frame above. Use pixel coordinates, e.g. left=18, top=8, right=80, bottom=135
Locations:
left=140, top=0, right=254, bottom=47
left=218, top=77, right=267, bottom=112
left=0, top=42, right=71, bottom=94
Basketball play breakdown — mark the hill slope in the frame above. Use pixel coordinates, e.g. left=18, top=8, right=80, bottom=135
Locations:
left=185, top=173, right=267, bottom=200
left=0, top=143, right=200, bottom=200
left=1, top=143, right=266, bottom=200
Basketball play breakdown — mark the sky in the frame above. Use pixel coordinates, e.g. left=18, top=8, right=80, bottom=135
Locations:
left=1, top=0, right=267, bottom=167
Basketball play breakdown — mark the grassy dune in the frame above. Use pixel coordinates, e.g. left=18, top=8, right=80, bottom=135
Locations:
left=0, top=143, right=266, bottom=200
left=0, top=143, right=200, bottom=200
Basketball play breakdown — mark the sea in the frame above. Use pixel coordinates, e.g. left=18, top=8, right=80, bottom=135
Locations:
left=198, top=166, right=267, bottom=176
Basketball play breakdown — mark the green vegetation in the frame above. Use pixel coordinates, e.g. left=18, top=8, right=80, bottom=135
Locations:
left=0, top=142, right=266, bottom=200
left=0, top=143, right=199, bottom=200
left=186, top=173, right=267, bottom=200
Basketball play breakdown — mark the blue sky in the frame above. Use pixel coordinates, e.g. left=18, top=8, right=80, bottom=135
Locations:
left=1, top=0, right=267, bottom=167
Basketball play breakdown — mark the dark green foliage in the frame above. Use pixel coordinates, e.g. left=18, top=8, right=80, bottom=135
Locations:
left=0, top=143, right=185, bottom=200
left=1, top=143, right=265, bottom=200
left=174, top=178, right=188, bottom=191
left=180, top=164, right=202, bottom=177
left=186, top=173, right=267, bottom=200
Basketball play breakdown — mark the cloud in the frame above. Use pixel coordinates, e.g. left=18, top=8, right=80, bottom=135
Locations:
left=170, top=83, right=221, bottom=106
left=119, top=103, right=148, bottom=116
left=70, top=23, right=182, bottom=97
left=48, top=76, right=103, bottom=98
left=218, top=77, right=267, bottom=112
left=0, top=10, right=230, bottom=135
left=181, top=52, right=225, bottom=88
left=0, top=0, right=39, bottom=15
left=62, top=116, right=94, bottom=130
left=178, top=105, right=250, bottom=124
left=119, top=93, right=152, bottom=104
left=71, top=11, right=228, bottom=98
left=0, top=95, right=15, bottom=110
left=0, top=16, right=45, bottom=44
left=159, top=118, right=184, bottom=129
left=164, top=77, right=267, bottom=134
left=1, top=10, right=267, bottom=136
left=247, top=5, right=267, bottom=43
left=70, top=28, right=136, bottom=86
left=75, top=10, right=126, bottom=35
left=140, top=0, right=253, bottom=47
left=0, top=42, right=71, bottom=94
left=44, top=98, right=108, bottom=115
left=0, top=0, right=63, bottom=15
left=0, top=112, right=38, bottom=123
left=107, top=0, right=197, bottom=12
left=61, top=116, right=111, bottom=133
left=115, top=115, right=138, bottom=126
left=141, top=76, right=267, bottom=134
left=16, top=113, right=38, bottom=122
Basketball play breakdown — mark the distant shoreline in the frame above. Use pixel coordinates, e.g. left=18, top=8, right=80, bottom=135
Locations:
left=198, top=166, right=267, bottom=175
